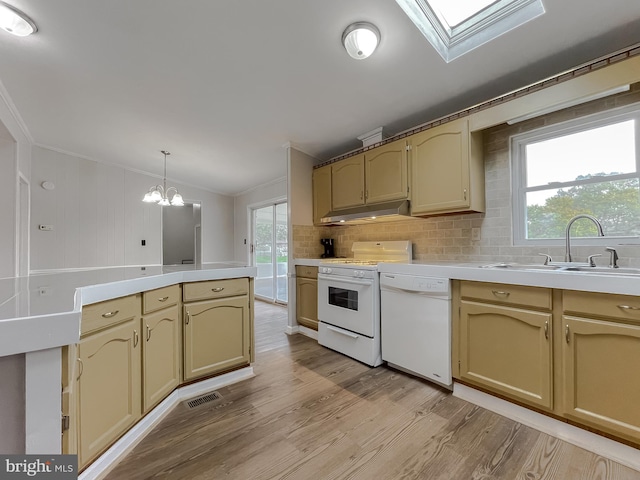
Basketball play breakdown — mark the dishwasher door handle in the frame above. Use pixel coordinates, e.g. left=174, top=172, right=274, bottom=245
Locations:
left=380, top=285, right=449, bottom=297
left=326, top=325, right=360, bottom=339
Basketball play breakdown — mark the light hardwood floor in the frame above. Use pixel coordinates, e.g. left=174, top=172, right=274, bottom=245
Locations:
left=105, top=301, right=640, bottom=480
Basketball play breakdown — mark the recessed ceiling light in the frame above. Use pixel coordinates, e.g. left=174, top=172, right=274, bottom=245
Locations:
left=342, top=22, right=380, bottom=60
left=0, top=1, right=37, bottom=36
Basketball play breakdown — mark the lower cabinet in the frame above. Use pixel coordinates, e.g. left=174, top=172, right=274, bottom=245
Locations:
left=183, top=295, right=250, bottom=381
left=562, top=313, right=640, bottom=443
left=296, top=265, right=318, bottom=330
left=142, top=305, right=181, bottom=413
left=77, top=318, right=141, bottom=469
left=460, top=300, right=553, bottom=410
left=66, top=277, right=254, bottom=472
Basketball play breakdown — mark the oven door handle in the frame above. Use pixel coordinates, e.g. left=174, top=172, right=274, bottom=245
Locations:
left=326, top=325, right=360, bottom=339
left=318, top=274, right=373, bottom=286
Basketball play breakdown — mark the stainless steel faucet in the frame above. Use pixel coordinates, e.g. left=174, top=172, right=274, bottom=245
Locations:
left=565, top=214, right=605, bottom=262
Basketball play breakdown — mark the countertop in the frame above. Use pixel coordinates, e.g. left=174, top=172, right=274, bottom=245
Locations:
left=293, top=258, right=322, bottom=267
left=378, top=261, right=640, bottom=296
left=0, top=263, right=257, bottom=357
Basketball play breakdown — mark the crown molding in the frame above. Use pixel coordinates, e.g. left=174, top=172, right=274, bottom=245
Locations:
left=0, top=77, right=34, bottom=144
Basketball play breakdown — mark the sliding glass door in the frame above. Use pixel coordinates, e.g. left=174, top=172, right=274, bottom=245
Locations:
left=253, top=202, right=287, bottom=303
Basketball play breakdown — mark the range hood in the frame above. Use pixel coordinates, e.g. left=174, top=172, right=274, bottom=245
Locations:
left=320, top=200, right=412, bottom=225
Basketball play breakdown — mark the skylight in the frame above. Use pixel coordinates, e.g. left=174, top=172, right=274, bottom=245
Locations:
left=428, top=0, right=498, bottom=27
left=394, top=0, right=545, bottom=62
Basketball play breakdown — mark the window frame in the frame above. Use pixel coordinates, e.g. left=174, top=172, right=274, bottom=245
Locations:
left=510, top=102, right=640, bottom=247
left=394, top=0, right=544, bottom=62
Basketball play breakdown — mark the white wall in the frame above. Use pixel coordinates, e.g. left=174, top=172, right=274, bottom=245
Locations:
left=289, top=148, right=315, bottom=226
left=233, top=176, right=287, bottom=263
left=0, top=138, right=16, bottom=278
left=31, top=146, right=235, bottom=271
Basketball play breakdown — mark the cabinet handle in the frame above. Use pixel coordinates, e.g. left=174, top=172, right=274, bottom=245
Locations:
left=463, top=189, right=467, bottom=201
left=618, top=304, right=640, bottom=311
left=360, top=191, right=363, bottom=200
left=365, top=190, right=368, bottom=200
left=544, top=321, right=549, bottom=340
left=565, top=325, right=570, bottom=344
left=76, top=358, right=83, bottom=380
left=211, top=287, right=224, bottom=292
left=133, top=330, right=139, bottom=347
left=146, top=324, right=151, bottom=342
left=186, top=310, right=191, bottom=325
left=491, top=290, right=510, bottom=297
left=158, top=296, right=169, bottom=302
left=101, top=310, right=119, bottom=318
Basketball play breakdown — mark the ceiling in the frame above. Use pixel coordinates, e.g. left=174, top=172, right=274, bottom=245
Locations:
left=0, top=1, right=639, bottom=196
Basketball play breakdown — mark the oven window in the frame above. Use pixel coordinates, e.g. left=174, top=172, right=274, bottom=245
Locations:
left=328, top=286, right=358, bottom=311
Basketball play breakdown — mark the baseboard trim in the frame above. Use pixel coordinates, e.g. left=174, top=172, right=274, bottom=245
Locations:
left=453, top=382, right=640, bottom=472
left=298, top=325, right=318, bottom=340
left=285, top=325, right=299, bottom=335
left=79, top=367, right=255, bottom=480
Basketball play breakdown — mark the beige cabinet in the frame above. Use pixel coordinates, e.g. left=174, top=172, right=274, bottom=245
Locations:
left=77, top=317, right=141, bottom=469
left=296, top=265, right=318, bottom=330
left=459, top=281, right=553, bottom=410
left=365, top=139, right=408, bottom=204
left=312, top=164, right=332, bottom=225
left=183, top=278, right=251, bottom=381
left=142, top=304, right=181, bottom=412
left=561, top=291, right=640, bottom=443
left=410, top=118, right=484, bottom=216
left=331, top=154, right=365, bottom=209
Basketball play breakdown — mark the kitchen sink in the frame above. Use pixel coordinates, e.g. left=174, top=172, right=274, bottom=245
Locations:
left=479, top=263, right=640, bottom=276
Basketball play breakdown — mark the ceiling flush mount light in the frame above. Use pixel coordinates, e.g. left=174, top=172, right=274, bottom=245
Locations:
left=0, top=1, right=37, bottom=36
left=142, top=150, right=184, bottom=206
left=342, top=22, right=380, bottom=60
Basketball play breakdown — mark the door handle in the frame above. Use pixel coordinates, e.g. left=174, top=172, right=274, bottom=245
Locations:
left=146, top=324, right=151, bottom=342
left=185, top=310, right=191, bottom=325
left=565, top=325, right=570, bottom=344
left=133, top=330, right=139, bottom=347
left=326, top=325, right=359, bottom=339
left=544, top=321, right=548, bottom=340
left=76, top=358, right=83, bottom=380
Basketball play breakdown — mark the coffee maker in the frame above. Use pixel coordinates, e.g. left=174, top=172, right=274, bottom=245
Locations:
left=320, top=238, right=335, bottom=258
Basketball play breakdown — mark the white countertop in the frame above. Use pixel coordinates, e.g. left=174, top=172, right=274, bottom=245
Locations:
left=0, top=263, right=257, bottom=357
left=378, top=261, right=640, bottom=296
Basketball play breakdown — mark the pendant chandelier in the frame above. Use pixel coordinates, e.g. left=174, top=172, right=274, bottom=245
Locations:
left=142, top=150, right=184, bottom=206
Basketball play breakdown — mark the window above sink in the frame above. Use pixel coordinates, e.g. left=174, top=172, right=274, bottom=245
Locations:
left=511, top=102, right=640, bottom=247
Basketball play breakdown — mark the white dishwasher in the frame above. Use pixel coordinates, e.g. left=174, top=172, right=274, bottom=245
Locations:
left=380, top=272, right=452, bottom=389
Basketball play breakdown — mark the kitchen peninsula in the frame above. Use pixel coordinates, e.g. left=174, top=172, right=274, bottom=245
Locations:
left=0, top=263, right=256, bottom=474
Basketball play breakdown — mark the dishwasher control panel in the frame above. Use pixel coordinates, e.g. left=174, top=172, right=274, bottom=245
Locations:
left=380, top=273, right=450, bottom=295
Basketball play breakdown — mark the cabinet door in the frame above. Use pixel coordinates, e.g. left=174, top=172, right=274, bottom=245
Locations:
left=142, top=305, right=181, bottom=413
left=183, top=296, right=250, bottom=381
left=562, top=315, right=640, bottom=443
left=365, top=139, right=408, bottom=204
left=410, top=118, right=470, bottom=215
left=460, top=300, right=553, bottom=409
left=77, top=319, right=141, bottom=469
left=312, top=164, right=332, bottom=225
left=296, top=277, right=318, bottom=330
left=331, top=154, right=365, bottom=209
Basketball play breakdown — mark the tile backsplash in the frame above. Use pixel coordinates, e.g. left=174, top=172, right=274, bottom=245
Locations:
left=294, top=84, right=640, bottom=267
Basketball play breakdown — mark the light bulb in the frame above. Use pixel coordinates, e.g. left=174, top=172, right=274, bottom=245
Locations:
left=0, top=3, right=37, bottom=37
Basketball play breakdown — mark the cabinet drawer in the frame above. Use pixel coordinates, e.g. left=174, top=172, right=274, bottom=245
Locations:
left=82, top=294, right=139, bottom=335
left=183, top=278, right=248, bottom=302
left=296, top=265, right=318, bottom=279
left=143, top=284, right=180, bottom=314
left=563, top=290, right=640, bottom=323
left=460, top=281, right=551, bottom=310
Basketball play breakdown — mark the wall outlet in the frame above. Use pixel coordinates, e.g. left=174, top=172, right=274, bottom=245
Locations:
left=472, top=228, right=481, bottom=241
left=39, top=224, right=54, bottom=231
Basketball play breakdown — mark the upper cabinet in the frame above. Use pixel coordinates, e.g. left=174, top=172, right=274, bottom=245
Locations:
left=330, top=139, right=409, bottom=211
left=331, top=154, right=365, bottom=210
left=410, top=118, right=484, bottom=216
left=312, top=164, right=332, bottom=226
left=365, top=139, right=409, bottom=205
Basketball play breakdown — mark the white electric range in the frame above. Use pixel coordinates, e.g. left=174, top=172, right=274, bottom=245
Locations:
left=317, top=240, right=412, bottom=366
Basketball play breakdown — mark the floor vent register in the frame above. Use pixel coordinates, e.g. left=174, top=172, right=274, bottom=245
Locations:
left=185, top=391, right=223, bottom=409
